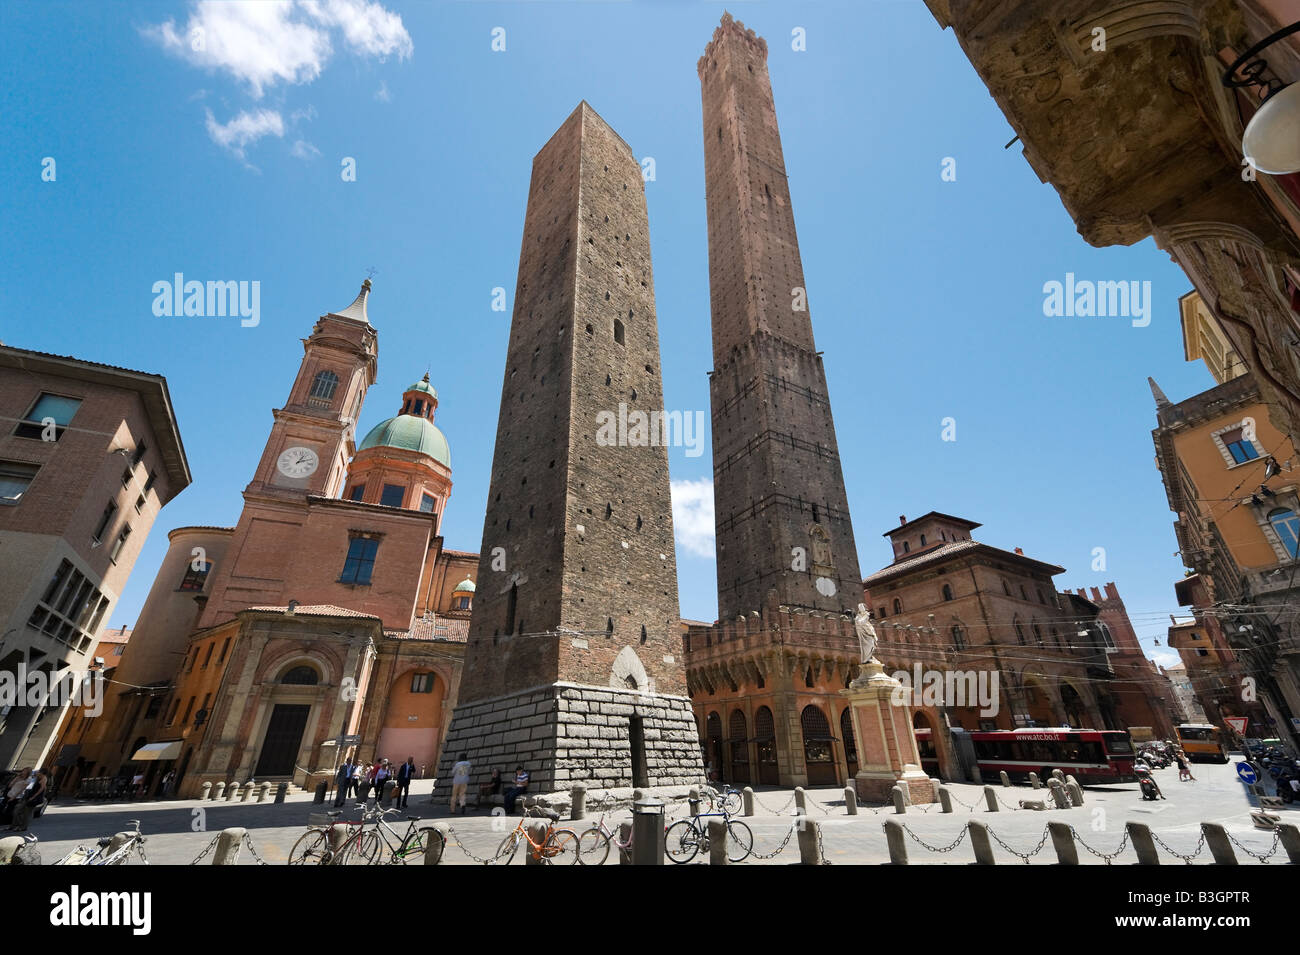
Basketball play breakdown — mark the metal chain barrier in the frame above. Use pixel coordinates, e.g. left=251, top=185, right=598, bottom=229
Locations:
left=995, top=793, right=1026, bottom=812
left=1070, top=826, right=1130, bottom=865
left=814, top=822, right=833, bottom=864
left=1150, top=830, right=1206, bottom=865
left=752, top=791, right=796, bottom=815
left=749, top=819, right=798, bottom=860
left=947, top=789, right=981, bottom=811
left=445, top=825, right=510, bottom=865
left=187, top=835, right=221, bottom=866
left=241, top=832, right=270, bottom=865
left=1226, top=829, right=1281, bottom=864
left=986, top=824, right=1051, bottom=864
left=898, top=822, right=969, bottom=855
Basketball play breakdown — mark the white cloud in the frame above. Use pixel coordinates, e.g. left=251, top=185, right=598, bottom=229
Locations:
left=205, top=108, right=285, bottom=159
left=671, top=478, right=715, bottom=559
left=144, top=0, right=411, bottom=99
left=291, top=139, right=321, bottom=159
left=374, top=80, right=390, bottom=102
left=1150, top=650, right=1181, bottom=669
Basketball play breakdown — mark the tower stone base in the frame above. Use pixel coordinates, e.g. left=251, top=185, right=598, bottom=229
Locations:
left=433, top=682, right=704, bottom=803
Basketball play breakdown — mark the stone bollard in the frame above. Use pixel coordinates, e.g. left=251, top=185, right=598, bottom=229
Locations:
left=844, top=786, right=857, bottom=815
left=983, top=785, right=999, bottom=812
left=797, top=815, right=819, bottom=865
left=328, top=823, right=349, bottom=860
left=1000, top=771, right=1011, bottom=788
left=1276, top=823, right=1300, bottom=864
left=1201, top=823, right=1238, bottom=865
left=1048, top=822, right=1078, bottom=865
left=938, top=786, right=954, bottom=813
left=1066, top=781, right=1084, bottom=807
left=227, top=782, right=240, bottom=802
left=1126, top=822, right=1160, bottom=865
left=1052, top=770, right=1066, bottom=784
left=313, top=780, right=327, bottom=804
left=742, top=786, right=755, bottom=817
left=380, top=779, right=395, bottom=808
left=617, top=823, right=633, bottom=865
left=200, top=781, right=213, bottom=801
left=1028, top=772, right=1041, bottom=790
left=214, top=781, right=226, bottom=800
left=213, top=827, right=246, bottom=865
left=794, top=787, right=807, bottom=813
left=570, top=784, right=587, bottom=821
left=274, top=781, right=288, bottom=805
left=524, top=822, right=549, bottom=866
left=425, top=823, right=449, bottom=865
left=892, top=785, right=907, bottom=814
left=884, top=819, right=908, bottom=864
left=631, top=798, right=664, bottom=865
left=256, top=782, right=271, bottom=803
left=708, top=819, right=728, bottom=865
left=688, top=786, right=700, bottom=817
left=1065, top=774, right=1079, bottom=789
left=1048, top=779, right=1070, bottom=809
left=967, top=821, right=996, bottom=864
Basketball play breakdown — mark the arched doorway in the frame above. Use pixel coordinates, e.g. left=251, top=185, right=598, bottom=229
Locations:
left=754, top=706, right=779, bottom=785
left=841, top=708, right=858, bottom=779
left=913, top=711, right=941, bottom=778
left=1060, top=682, right=1087, bottom=728
left=728, top=710, right=749, bottom=784
left=254, top=664, right=318, bottom=777
left=800, top=704, right=837, bottom=786
left=705, top=711, right=723, bottom=783
left=1020, top=676, right=1056, bottom=727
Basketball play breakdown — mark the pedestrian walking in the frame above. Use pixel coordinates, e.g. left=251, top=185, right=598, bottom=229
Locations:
left=335, top=756, right=355, bottom=807
left=9, top=769, right=46, bottom=832
left=396, top=757, right=416, bottom=809
left=2, top=768, right=32, bottom=827
left=450, top=753, right=472, bottom=814
left=1175, top=750, right=1195, bottom=782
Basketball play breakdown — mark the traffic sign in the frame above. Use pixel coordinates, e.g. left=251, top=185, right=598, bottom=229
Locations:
left=1236, top=762, right=1258, bottom=784
left=1225, top=716, right=1249, bottom=735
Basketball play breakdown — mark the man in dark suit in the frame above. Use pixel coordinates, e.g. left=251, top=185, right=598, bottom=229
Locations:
left=335, top=757, right=355, bottom=807
left=395, top=757, right=417, bottom=809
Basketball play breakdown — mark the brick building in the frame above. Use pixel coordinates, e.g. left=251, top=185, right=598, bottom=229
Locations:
left=0, top=345, right=190, bottom=770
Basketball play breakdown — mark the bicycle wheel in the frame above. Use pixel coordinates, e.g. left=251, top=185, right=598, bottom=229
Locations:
left=664, top=819, right=701, bottom=864
left=696, top=786, right=716, bottom=813
left=338, top=829, right=382, bottom=865
left=289, top=829, right=329, bottom=865
left=544, top=828, right=580, bottom=865
left=576, top=827, right=610, bottom=866
left=398, top=826, right=445, bottom=864
left=720, top=790, right=743, bottom=815
left=725, top=820, right=753, bottom=862
left=495, top=830, right=523, bottom=863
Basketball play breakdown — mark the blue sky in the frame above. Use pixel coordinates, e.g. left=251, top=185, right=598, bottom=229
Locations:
left=1, top=0, right=1214, bottom=665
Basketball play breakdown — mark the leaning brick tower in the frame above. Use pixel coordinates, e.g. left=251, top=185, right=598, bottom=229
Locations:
left=700, top=13, right=862, bottom=619
left=434, top=102, right=704, bottom=798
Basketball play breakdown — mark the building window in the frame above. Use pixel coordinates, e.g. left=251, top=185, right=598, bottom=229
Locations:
left=13, top=393, right=82, bottom=441
left=419, top=493, right=437, bottom=513
left=310, top=370, right=339, bottom=401
left=217, top=637, right=231, bottom=663
left=1032, top=622, right=1043, bottom=645
left=1037, top=588, right=1046, bottom=604
left=340, top=537, right=379, bottom=584
left=201, top=642, right=215, bottom=669
left=165, top=699, right=180, bottom=726
left=1002, top=579, right=1011, bottom=596
left=144, top=470, right=157, bottom=493
left=92, top=501, right=118, bottom=543
left=1099, top=623, right=1115, bottom=649
left=27, top=559, right=108, bottom=645
left=0, top=461, right=39, bottom=504
left=144, top=696, right=163, bottom=719
left=1015, top=619, right=1026, bottom=645
left=941, top=584, right=953, bottom=601
left=920, top=534, right=926, bottom=546
left=1220, top=426, right=1260, bottom=464
left=902, top=541, right=910, bottom=553
left=281, top=665, right=319, bottom=685
left=455, top=596, right=471, bottom=610
left=951, top=625, right=965, bottom=649
left=108, top=524, right=132, bottom=563
left=178, top=561, right=210, bottom=592
left=380, top=484, right=404, bottom=508
left=877, top=607, right=886, bottom=619
left=131, top=440, right=147, bottom=468
left=614, top=319, right=625, bottom=345
left=348, top=484, right=365, bottom=501
left=892, top=598, right=903, bottom=614
left=1268, top=507, right=1300, bottom=558
left=181, top=697, right=196, bottom=725
left=411, top=672, right=435, bottom=693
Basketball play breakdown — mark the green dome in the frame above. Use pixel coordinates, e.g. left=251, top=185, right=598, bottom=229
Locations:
left=358, top=414, right=450, bottom=466
left=453, top=577, right=476, bottom=594
left=406, top=377, right=437, bottom=400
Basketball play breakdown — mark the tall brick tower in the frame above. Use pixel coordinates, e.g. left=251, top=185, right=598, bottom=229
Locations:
left=700, top=14, right=861, bottom=618
left=435, top=103, right=703, bottom=797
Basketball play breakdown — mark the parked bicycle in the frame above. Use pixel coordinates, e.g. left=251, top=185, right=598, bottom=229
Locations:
left=575, top=811, right=633, bottom=865
left=665, top=811, right=752, bottom=864
left=288, top=810, right=358, bottom=865
left=53, top=819, right=147, bottom=866
left=345, top=806, right=444, bottom=865
left=495, top=807, right=579, bottom=864
left=697, top=782, right=743, bottom=816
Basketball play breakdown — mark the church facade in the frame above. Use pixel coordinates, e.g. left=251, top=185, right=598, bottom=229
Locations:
left=58, top=282, right=479, bottom=798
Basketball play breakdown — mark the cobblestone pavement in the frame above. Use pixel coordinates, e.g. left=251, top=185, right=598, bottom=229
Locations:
left=21, top=761, right=1296, bottom=865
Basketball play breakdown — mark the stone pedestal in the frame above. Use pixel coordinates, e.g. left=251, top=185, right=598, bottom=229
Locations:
left=842, top=660, right=936, bottom=804
left=433, top=682, right=704, bottom=801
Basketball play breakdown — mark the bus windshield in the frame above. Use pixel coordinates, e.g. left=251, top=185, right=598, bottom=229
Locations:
left=1178, top=727, right=1217, bottom=742
left=1102, top=734, right=1134, bottom=754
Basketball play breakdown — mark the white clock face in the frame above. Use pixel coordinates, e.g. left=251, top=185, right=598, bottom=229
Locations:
left=277, top=446, right=319, bottom=479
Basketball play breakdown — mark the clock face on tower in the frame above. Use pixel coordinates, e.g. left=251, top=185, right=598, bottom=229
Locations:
left=277, top=446, right=320, bottom=479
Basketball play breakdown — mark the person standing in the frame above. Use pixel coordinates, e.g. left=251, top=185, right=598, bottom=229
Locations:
left=396, top=757, right=416, bottom=809
left=10, top=769, right=46, bottom=832
left=372, top=758, right=392, bottom=803
left=450, top=753, right=472, bottom=814
left=2, top=768, right=31, bottom=827
left=161, top=769, right=176, bottom=799
left=335, top=756, right=355, bottom=807
left=357, top=762, right=373, bottom=803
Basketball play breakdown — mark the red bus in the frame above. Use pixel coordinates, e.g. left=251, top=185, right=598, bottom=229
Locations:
left=916, top=728, right=1136, bottom=783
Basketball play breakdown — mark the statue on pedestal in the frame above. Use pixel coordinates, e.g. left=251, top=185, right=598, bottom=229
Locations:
left=855, top=603, right=879, bottom=664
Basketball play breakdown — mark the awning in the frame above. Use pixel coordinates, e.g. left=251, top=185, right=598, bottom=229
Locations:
left=130, top=741, right=183, bottom=761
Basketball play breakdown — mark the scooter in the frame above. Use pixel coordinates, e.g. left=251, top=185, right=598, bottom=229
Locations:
left=1137, top=768, right=1165, bottom=801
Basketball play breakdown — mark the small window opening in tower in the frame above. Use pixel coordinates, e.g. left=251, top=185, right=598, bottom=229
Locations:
left=506, top=584, right=518, bottom=635
left=640, top=625, right=647, bottom=645
left=606, top=617, right=614, bottom=635
left=812, top=504, right=820, bottom=524
left=636, top=515, right=643, bottom=532
left=605, top=502, right=612, bottom=519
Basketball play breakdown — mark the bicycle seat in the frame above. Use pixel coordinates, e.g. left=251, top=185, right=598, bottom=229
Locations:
left=541, top=809, right=560, bottom=821
left=326, top=810, right=342, bottom=817
left=406, top=815, right=419, bottom=821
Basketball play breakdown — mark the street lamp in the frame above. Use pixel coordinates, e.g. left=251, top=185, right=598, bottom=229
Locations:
left=1224, top=21, right=1300, bottom=174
